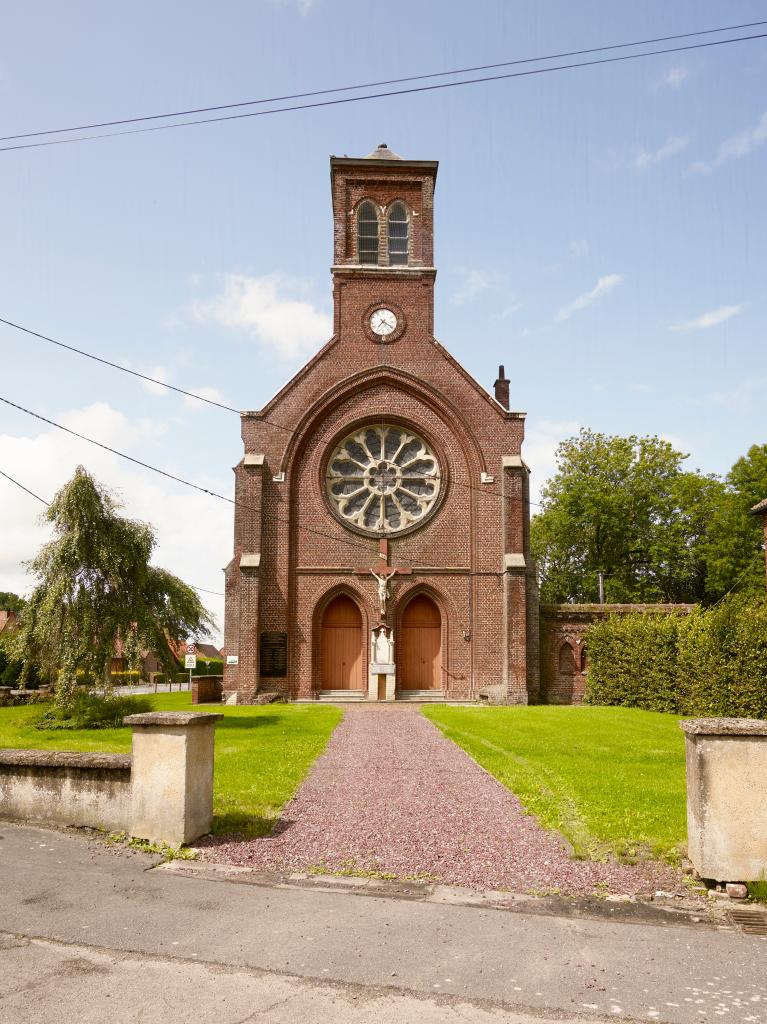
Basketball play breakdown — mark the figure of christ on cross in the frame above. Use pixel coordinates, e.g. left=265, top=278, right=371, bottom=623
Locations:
left=354, top=538, right=412, bottom=625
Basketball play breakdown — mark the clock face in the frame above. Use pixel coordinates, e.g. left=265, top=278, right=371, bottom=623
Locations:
left=370, top=308, right=397, bottom=336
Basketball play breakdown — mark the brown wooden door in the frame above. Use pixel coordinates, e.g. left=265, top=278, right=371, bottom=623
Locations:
left=399, top=595, right=441, bottom=690
left=321, top=595, right=363, bottom=690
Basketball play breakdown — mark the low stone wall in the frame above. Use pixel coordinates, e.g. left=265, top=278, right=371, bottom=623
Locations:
left=0, top=711, right=223, bottom=845
left=539, top=603, right=696, bottom=704
left=191, top=675, right=223, bottom=704
left=0, top=750, right=132, bottom=832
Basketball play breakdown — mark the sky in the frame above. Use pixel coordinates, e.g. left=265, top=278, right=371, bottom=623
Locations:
left=1, top=0, right=766, bottom=640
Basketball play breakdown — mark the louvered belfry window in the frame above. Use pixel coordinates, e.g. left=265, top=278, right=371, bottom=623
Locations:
left=357, top=201, right=379, bottom=264
left=387, top=201, right=409, bottom=266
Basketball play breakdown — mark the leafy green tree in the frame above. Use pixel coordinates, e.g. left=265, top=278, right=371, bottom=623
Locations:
left=532, top=432, right=766, bottom=604
left=0, top=592, right=24, bottom=613
left=531, top=429, right=723, bottom=603
left=703, top=444, right=767, bottom=600
left=15, top=467, right=215, bottom=709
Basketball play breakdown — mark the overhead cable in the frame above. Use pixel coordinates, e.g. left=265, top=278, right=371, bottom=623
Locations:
left=2, top=19, right=764, bottom=143
left=2, top=31, right=766, bottom=152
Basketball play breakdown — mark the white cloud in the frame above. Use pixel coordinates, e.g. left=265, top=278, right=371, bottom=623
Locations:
left=688, top=110, right=767, bottom=174
left=661, top=66, right=688, bottom=89
left=670, top=304, right=743, bottom=332
left=557, top=274, right=624, bottom=321
left=0, top=403, right=230, bottom=641
left=268, top=0, right=315, bottom=15
left=691, top=376, right=767, bottom=413
left=569, top=239, right=589, bottom=258
left=453, top=268, right=511, bottom=305
left=523, top=419, right=581, bottom=506
left=635, top=135, right=688, bottom=168
left=191, top=273, right=331, bottom=361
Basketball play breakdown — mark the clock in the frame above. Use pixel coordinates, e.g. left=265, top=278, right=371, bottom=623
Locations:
left=369, top=308, right=398, bottom=337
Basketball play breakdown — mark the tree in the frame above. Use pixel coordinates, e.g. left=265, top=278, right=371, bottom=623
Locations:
left=532, top=432, right=767, bottom=605
left=0, top=592, right=24, bottom=613
left=15, top=467, right=215, bottom=708
left=531, top=429, right=724, bottom=604
left=703, top=444, right=767, bottom=600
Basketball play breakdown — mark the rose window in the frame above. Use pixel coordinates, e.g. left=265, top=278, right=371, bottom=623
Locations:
left=326, top=425, right=441, bottom=534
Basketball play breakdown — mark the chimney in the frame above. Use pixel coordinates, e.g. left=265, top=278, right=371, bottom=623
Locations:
left=494, top=365, right=509, bottom=410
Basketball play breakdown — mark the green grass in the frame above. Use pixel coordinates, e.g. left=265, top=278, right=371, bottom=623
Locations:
left=0, top=694, right=342, bottom=838
left=422, top=705, right=687, bottom=862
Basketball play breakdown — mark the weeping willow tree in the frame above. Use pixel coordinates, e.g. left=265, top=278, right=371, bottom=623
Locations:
left=16, top=467, right=215, bottom=709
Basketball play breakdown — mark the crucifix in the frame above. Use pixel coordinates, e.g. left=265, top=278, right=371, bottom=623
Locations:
left=354, top=538, right=412, bottom=625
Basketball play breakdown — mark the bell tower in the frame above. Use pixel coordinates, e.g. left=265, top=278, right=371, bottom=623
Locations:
left=330, top=144, right=438, bottom=340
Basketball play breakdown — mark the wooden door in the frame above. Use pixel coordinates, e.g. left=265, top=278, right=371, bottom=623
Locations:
left=399, top=595, right=441, bottom=690
left=320, top=595, right=363, bottom=690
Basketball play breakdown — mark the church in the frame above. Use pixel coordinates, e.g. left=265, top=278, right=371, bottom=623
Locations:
left=222, top=145, right=539, bottom=704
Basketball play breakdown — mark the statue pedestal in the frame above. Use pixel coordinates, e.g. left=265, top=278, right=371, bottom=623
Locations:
left=369, top=663, right=396, bottom=702
left=369, top=626, right=395, bottom=701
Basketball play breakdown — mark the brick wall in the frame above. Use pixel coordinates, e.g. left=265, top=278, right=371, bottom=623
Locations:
left=539, top=603, right=696, bottom=705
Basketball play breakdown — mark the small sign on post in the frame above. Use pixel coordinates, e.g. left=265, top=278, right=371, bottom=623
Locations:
left=185, top=652, right=197, bottom=691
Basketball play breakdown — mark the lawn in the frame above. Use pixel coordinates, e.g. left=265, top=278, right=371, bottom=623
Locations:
left=0, top=694, right=342, bottom=837
left=423, top=705, right=687, bottom=861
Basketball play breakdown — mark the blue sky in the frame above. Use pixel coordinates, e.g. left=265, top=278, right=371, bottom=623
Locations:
left=1, top=0, right=766, bottom=635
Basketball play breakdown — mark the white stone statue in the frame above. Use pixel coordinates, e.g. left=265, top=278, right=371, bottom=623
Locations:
left=370, top=569, right=390, bottom=619
left=373, top=626, right=394, bottom=666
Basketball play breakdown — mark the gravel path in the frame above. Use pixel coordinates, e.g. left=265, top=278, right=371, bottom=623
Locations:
left=202, top=705, right=683, bottom=897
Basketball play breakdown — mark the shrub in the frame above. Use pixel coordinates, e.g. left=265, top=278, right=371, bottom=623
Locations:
left=194, top=659, right=223, bottom=676
left=150, top=672, right=188, bottom=687
left=584, top=613, right=682, bottom=712
left=35, top=692, right=152, bottom=730
left=677, top=597, right=767, bottom=718
left=1, top=658, right=42, bottom=689
left=584, top=596, right=767, bottom=718
left=109, top=670, right=142, bottom=687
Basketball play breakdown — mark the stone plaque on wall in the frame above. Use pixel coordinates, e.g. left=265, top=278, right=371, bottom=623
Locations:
left=259, top=632, right=288, bottom=678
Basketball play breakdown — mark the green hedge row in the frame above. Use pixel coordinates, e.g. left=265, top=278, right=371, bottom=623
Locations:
left=109, top=670, right=141, bottom=686
left=584, top=595, right=767, bottom=718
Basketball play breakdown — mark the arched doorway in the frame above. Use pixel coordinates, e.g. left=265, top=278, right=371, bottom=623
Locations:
left=399, top=594, right=441, bottom=692
left=320, top=594, right=364, bottom=692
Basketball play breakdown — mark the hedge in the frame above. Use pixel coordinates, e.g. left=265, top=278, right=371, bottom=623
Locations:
left=109, top=670, right=141, bottom=686
left=584, top=595, right=767, bottom=718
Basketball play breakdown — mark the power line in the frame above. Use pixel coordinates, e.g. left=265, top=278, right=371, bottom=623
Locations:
left=0, top=468, right=50, bottom=506
left=2, top=19, right=763, bottom=144
left=0, top=393, right=375, bottom=555
left=0, top=317, right=240, bottom=415
left=2, top=31, right=766, bottom=153
left=0, top=313, right=548, bottom=507
left=0, top=395, right=542, bottom=576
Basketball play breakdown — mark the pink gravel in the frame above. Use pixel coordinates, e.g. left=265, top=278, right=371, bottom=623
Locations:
left=201, top=706, right=683, bottom=897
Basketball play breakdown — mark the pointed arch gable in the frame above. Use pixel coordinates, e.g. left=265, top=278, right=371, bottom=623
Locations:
left=277, top=366, right=489, bottom=481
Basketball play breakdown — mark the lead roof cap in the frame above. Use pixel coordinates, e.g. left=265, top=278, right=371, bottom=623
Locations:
left=365, top=143, right=403, bottom=160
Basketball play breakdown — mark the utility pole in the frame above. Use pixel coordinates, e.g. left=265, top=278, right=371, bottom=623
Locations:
left=597, top=571, right=606, bottom=606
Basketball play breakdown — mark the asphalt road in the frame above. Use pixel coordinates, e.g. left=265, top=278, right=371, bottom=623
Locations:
left=1, top=823, right=765, bottom=1024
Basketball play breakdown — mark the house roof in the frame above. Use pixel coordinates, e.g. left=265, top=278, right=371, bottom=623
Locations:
left=0, top=610, right=18, bottom=633
left=750, top=497, right=767, bottom=515
left=194, top=643, right=223, bottom=660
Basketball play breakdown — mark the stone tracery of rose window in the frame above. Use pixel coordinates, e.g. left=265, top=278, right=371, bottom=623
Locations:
left=326, top=425, right=441, bottom=534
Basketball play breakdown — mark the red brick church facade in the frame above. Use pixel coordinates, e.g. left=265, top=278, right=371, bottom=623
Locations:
left=223, top=145, right=539, bottom=703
